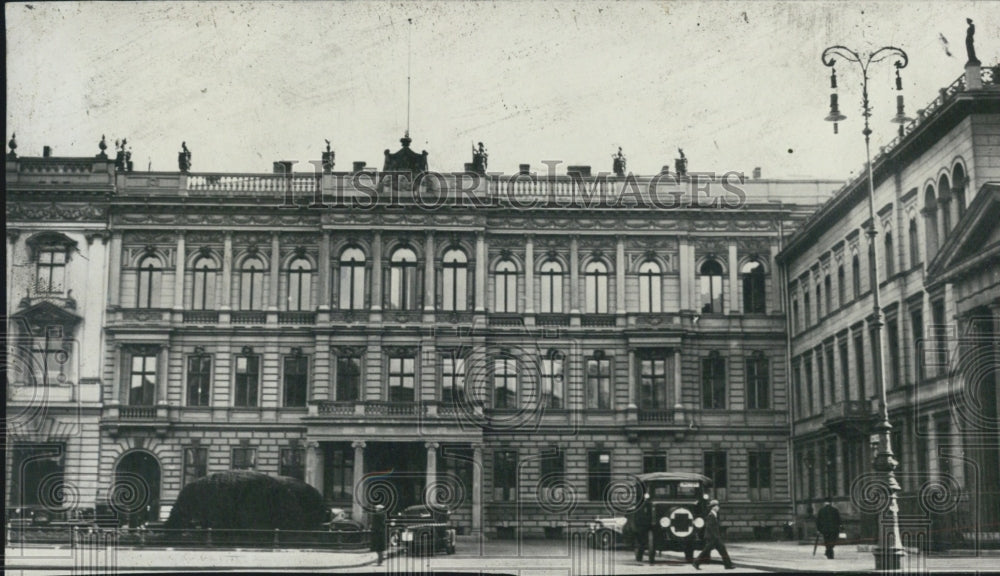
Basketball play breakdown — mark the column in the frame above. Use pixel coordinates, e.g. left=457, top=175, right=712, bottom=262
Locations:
left=111, top=343, right=123, bottom=405
left=472, top=443, right=483, bottom=536
left=425, top=442, right=439, bottom=506
left=318, top=231, right=331, bottom=309
left=424, top=231, right=435, bottom=312
left=524, top=235, right=535, bottom=314
left=627, top=350, right=637, bottom=409
left=678, top=238, right=690, bottom=310
left=475, top=232, right=486, bottom=312
left=615, top=236, right=626, bottom=314
left=108, top=231, right=123, bottom=307
left=728, top=242, right=738, bottom=314
left=221, top=232, right=233, bottom=310
left=174, top=232, right=186, bottom=311
left=769, top=240, right=781, bottom=313
left=371, top=232, right=382, bottom=311
left=268, top=232, right=280, bottom=311
left=305, top=441, right=322, bottom=491
left=673, top=349, right=684, bottom=414
left=6, top=230, right=18, bottom=314
left=569, top=235, right=580, bottom=314
left=352, top=441, right=366, bottom=521
left=157, top=344, right=170, bottom=405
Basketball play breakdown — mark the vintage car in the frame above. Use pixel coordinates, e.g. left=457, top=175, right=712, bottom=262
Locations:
left=387, top=505, right=456, bottom=556
left=586, top=516, right=634, bottom=549
left=623, top=472, right=713, bottom=564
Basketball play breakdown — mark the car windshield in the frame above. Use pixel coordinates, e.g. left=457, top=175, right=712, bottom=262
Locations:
left=649, top=481, right=701, bottom=498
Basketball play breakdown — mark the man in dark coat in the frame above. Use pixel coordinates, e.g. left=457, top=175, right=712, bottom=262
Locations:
left=693, top=500, right=735, bottom=570
left=370, top=504, right=387, bottom=565
left=816, top=498, right=842, bottom=559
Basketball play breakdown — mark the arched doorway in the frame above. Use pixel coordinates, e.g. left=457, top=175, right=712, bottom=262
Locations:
left=112, top=451, right=161, bottom=527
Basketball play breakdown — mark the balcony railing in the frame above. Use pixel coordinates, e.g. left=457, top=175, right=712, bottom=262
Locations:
left=120, top=405, right=157, bottom=419
left=316, top=401, right=356, bottom=415
left=637, top=409, right=678, bottom=423
left=231, top=311, right=267, bottom=325
left=581, top=314, right=616, bottom=327
left=183, top=310, right=219, bottom=324
left=278, top=311, right=315, bottom=325
left=488, top=314, right=524, bottom=327
left=364, top=401, right=425, bottom=416
left=186, top=173, right=318, bottom=198
left=120, top=308, right=169, bottom=323
left=536, top=314, right=570, bottom=327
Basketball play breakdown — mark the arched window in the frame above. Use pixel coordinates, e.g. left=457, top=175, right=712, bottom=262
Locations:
left=495, top=259, right=518, bottom=313
left=924, top=186, right=939, bottom=261
left=741, top=260, right=766, bottom=314
left=192, top=256, right=217, bottom=310
left=240, top=257, right=265, bottom=310
left=338, top=247, right=366, bottom=310
left=539, top=259, right=564, bottom=313
left=287, top=257, right=312, bottom=311
left=952, top=163, right=967, bottom=219
left=638, top=260, right=661, bottom=313
left=851, top=254, right=861, bottom=299
left=137, top=255, right=162, bottom=309
left=938, top=174, right=952, bottom=234
left=908, top=218, right=920, bottom=268
left=584, top=261, right=609, bottom=314
left=442, top=249, right=468, bottom=312
left=389, top=247, right=417, bottom=310
left=699, top=259, right=724, bottom=313
left=884, top=230, right=895, bottom=278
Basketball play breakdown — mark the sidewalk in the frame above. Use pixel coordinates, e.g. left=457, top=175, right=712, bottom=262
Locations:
left=663, top=541, right=1000, bottom=572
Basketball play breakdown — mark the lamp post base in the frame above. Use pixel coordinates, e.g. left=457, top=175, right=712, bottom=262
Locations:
left=873, top=546, right=905, bottom=571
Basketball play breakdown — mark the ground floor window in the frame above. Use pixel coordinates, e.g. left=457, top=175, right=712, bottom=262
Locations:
left=324, top=445, right=354, bottom=502
left=587, top=451, right=612, bottom=501
left=280, top=447, right=305, bottom=481
left=183, top=446, right=208, bottom=486
left=9, top=444, right=65, bottom=508
left=493, top=450, right=518, bottom=502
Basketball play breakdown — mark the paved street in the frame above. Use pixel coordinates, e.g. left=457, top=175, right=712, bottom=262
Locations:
left=7, top=537, right=1000, bottom=574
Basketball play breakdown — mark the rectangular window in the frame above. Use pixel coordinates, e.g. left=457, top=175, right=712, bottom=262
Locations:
left=817, top=347, right=826, bottom=408
left=184, top=447, right=208, bottom=486
left=804, top=356, right=814, bottom=415
left=931, top=300, right=948, bottom=377
left=232, top=447, right=256, bottom=471
left=324, top=446, right=354, bottom=501
left=816, top=282, right=823, bottom=319
left=639, top=357, right=669, bottom=410
left=186, top=353, right=212, bottom=407
left=441, top=355, right=466, bottom=405
left=702, top=355, right=726, bottom=410
left=235, top=353, right=260, bottom=407
left=30, top=326, right=68, bottom=386
left=804, top=291, right=812, bottom=327
left=911, top=309, right=924, bottom=383
left=283, top=354, right=308, bottom=407
left=792, top=298, right=800, bottom=335
left=792, top=361, right=803, bottom=420
left=539, top=447, right=565, bottom=503
left=493, top=358, right=518, bottom=409
left=388, top=355, right=415, bottom=402
left=746, top=354, right=769, bottom=409
left=887, top=318, right=901, bottom=389
left=824, top=275, right=832, bottom=316
left=335, top=355, right=361, bottom=402
left=703, top=451, right=728, bottom=501
left=853, top=332, right=866, bottom=401
left=493, top=450, right=518, bottom=502
left=839, top=339, right=850, bottom=401
left=129, top=353, right=157, bottom=406
left=37, top=249, right=66, bottom=293
left=280, top=447, right=305, bottom=481
left=748, top=451, right=772, bottom=501
left=541, top=355, right=564, bottom=409
left=9, top=444, right=65, bottom=507
left=837, top=265, right=845, bottom=307
left=643, top=453, right=667, bottom=474
left=587, top=451, right=612, bottom=501
left=585, top=356, right=611, bottom=410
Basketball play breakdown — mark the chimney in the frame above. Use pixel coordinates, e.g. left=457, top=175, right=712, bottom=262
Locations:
left=352, top=161, right=367, bottom=172
left=273, top=161, right=293, bottom=175
left=753, top=167, right=762, bottom=180
left=519, top=164, right=531, bottom=175
left=567, top=165, right=591, bottom=177
left=43, top=146, right=52, bottom=158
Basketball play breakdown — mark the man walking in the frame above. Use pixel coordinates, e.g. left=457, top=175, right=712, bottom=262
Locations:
left=693, top=499, right=735, bottom=570
left=816, top=498, right=842, bottom=559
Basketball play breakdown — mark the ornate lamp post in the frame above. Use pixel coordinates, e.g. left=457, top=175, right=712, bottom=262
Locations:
left=820, top=44, right=910, bottom=571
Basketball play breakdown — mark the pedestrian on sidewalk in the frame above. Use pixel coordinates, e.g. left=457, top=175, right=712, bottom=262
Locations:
left=816, top=497, right=842, bottom=560
left=370, top=504, right=387, bottom=566
left=693, top=500, right=735, bottom=570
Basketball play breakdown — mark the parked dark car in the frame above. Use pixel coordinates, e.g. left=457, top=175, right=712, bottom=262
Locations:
left=623, top=472, right=713, bottom=564
left=387, top=505, right=456, bottom=556
left=324, top=508, right=366, bottom=546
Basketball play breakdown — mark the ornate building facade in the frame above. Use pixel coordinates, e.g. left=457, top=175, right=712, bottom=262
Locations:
left=6, top=133, right=842, bottom=538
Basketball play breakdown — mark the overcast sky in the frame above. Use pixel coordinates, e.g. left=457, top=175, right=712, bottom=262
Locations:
left=6, top=1, right=999, bottom=179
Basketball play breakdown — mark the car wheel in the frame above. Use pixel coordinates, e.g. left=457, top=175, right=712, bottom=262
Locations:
left=647, top=531, right=656, bottom=564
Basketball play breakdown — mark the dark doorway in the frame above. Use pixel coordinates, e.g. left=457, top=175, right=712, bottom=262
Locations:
left=364, top=442, right=427, bottom=514
left=112, top=451, right=161, bottom=527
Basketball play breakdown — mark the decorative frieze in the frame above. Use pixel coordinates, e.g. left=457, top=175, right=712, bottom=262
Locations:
left=7, top=202, right=107, bottom=222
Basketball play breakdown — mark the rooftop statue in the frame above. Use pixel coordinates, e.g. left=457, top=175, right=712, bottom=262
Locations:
left=322, top=139, right=335, bottom=173
left=472, top=141, right=488, bottom=175
left=8, top=132, right=17, bottom=159
left=675, top=148, right=688, bottom=177
left=97, top=134, right=108, bottom=159
left=966, top=18, right=980, bottom=66
left=612, top=147, right=627, bottom=177
left=178, top=141, right=192, bottom=173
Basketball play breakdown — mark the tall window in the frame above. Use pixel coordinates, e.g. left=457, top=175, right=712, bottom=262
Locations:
left=817, top=347, right=826, bottom=406
left=939, top=175, right=952, bottom=233
left=183, top=447, right=208, bottom=486
left=702, top=353, right=726, bottom=409
left=639, top=355, right=669, bottom=410
left=792, top=297, right=800, bottom=335
left=804, top=356, right=814, bottom=415
left=442, top=249, right=468, bottom=311
left=388, top=354, right=415, bottom=402
left=192, top=256, right=217, bottom=310
left=853, top=331, right=866, bottom=401
left=746, top=353, right=769, bottom=410
left=240, top=257, right=265, bottom=310
left=584, top=261, right=609, bottom=314
left=699, top=259, right=724, bottom=313
left=911, top=309, right=924, bottom=383
left=826, top=345, right=836, bottom=403
left=932, top=300, right=948, bottom=375
left=137, top=255, right=162, bottom=309
left=839, top=339, right=850, bottom=401
left=540, top=352, right=564, bottom=409
left=389, top=247, right=418, bottom=310
left=335, top=354, right=362, bottom=401
left=703, top=451, right=728, bottom=500
left=186, top=351, right=211, bottom=407
left=816, top=281, right=823, bottom=319
left=36, top=248, right=66, bottom=293
left=586, top=353, right=611, bottom=410
left=280, top=447, right=305, bottom=481
left=741, top=260, right=766, bottom=313
left=908, top=218, right=920, bottom=268
left=441, top=354, right=466, bottom=405
left=283, top=352, right=308, bottom=407
left=887, top=318, right=901, bottom=388
left=235, top=350, right=260, bottom=407
left=587, top=451, right=612, bottom=501
left=324, top=446, right=355, bottom=500
left=837, top=264, right=845, bottom=307
left=924, top=186, right=939, bottom=261
left=287, top=257, right=312, bottom=311
left=30, top=326, right=67, bottom=386
left=884, top=231, right=895, bottom=277
left=338, top=247, right=366, bottom=310
left=638, top=260, right=661, bottom=313
left=494, top=259, right=517, bottom=313
left=232, top=447, right=256, bottom=471
left=129, top=353, right=157, bottom=405
left=804, top=291, right=812, bottom=327
left=493, top=450, right=518, bottom=501
left=851, top=254, right=861, bottom=299
left=493, top=357, right=518, bottom=409
left=539, top=447, right=565, bottom=501
left=748, top=451, right=772, bottom=501
left=824, top=274, right=832, bottom=316
left=539, top=259, right=563, bottom=313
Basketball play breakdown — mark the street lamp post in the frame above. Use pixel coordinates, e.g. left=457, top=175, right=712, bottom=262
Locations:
left=820, top=44, right=910, bottom=571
